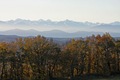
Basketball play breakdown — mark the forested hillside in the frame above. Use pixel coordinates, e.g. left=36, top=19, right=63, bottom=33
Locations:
left=0, top=33, right=120, bottom=80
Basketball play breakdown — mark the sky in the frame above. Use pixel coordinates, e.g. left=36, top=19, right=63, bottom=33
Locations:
left=0, top=0, right=120, bottom=23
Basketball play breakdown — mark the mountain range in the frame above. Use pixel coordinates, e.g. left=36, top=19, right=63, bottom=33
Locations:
left=0, top=19, right=120, bottom=33
left=0, top=19, right=120, bottom=38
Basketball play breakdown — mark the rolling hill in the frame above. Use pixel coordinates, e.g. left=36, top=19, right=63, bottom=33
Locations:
left=0, top=29, right=120, bottom=38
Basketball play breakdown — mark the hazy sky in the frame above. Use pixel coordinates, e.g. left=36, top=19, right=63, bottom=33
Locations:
left=0, top=0, right=120, bottom=23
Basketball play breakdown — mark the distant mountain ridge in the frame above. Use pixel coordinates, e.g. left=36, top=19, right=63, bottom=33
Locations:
left=1, top=19, right=120, bottom=26
left=0, top=29, right=120, bottom=38
left=0, top=19, right=98, bottom=27
left=0, top=19, right=120, bottom=33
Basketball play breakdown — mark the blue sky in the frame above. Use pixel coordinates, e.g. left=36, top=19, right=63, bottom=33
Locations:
left=0, top=0, right=120, bottom=23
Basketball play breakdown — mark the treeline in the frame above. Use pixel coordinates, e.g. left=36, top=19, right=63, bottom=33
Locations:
left=0, top=33, right=120, bottom=80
